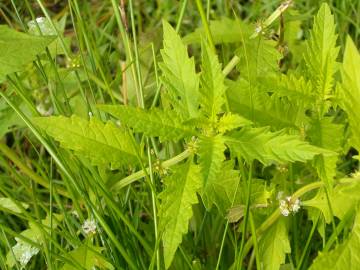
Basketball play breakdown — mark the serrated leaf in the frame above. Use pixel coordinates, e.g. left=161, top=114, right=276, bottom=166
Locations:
left=33, top=115, right=138, bottom=169
left=217, top=113, right=252, bottom=134
left=210, top=160, right=240, bottom=214
left=61, top=245, right=114, bottom=270
left=183, top=18, right=252, bottom=45
left=226, top=127, right=333, bottom=165
left=200, top=40, right=226, bottom=121
left=303, top=177, right=360, bottom=223
left=0, top=25, right=55, bottom=79
left=309, top=117, right=343, bottom=188
left=263, top=73, right=315, bottom=109
left=227, top=179, right=272, bottom=222
left=304, top=3, right=339, bottom=108
left=309, top=211, right=360, bottom=270
left=259, top=218, right=291, bottom=270
left=340, top=36, right=360, bottom=152
left=98, top=105, right=196, bottom=141
left=198, top=135, right=226, bottom=209
left=227, top=79, right=307, bottom=130
left=160, top=21, right=199, bottom=118
left=237, top=37, right=282, bottom=81
left=158, top=160, right=201, bottom=269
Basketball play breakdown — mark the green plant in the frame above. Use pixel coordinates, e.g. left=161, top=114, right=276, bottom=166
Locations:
left=1, top=1, right=360, bottom=269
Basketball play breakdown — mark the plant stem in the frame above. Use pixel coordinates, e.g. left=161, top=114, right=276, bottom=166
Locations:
left=195, top=0, right=215, bottom=52
left=110, top=149, right=192, bottom=191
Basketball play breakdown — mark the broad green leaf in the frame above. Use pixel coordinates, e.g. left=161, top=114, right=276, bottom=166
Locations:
left=98, top=105, right=197, bottom=141
left=309, top=211, right=360, bottom=270
left=160, top=21, right=199, bottom=118
left=340, top=36, right=360, bottom=152
left=61, top=245, right=114, bottom=270
left=227, top=79, right=307, bottom=130
left=33, top=115, right=138, bottom=168
left=309, top=117, right=343, bottom=187
left=0, top=25, right=55, bottom=79
left=303, top=177, right=360, bottom=223
left=0, top=197, right=29, bottom=213
left=217, top=113, right=252, bottom=134
left=304, top=3, right=339, bottom=109
left=226, top=127, right=333, bottom=165
left=227, top=179, right=272, bottom=222
left=198, top=135, right=226, bottom=209
left=183, top=18, right=252, bottom=45
left=200, top=40, right=226, bottom=121
left=158, top=160, right=201, bottom=269
left=209, top=160, right=240, bottom=214
left=27, top=16, right=71, bottom=56
left=259, top=218, right=291, bottom=270
left=263, top=74, right=315, bottom=109
left=237, top=37, right=282, bottom=81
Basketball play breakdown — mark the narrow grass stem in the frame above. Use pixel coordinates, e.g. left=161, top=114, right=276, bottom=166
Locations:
left=195, top=0, right=215, bottom=52
left=0, top=142, right=69, bottom=198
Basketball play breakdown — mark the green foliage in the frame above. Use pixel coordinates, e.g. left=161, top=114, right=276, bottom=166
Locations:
left=309, top=211, right=360, bottom=270
left=304, top=3, right=339, bottom=112
left=160, top=21, right=199, bottom=119
left=183, top=18, right=252, bottom=45
left=98, top=105, right=197, bottom=141
left=303, top=177, right=360, bottom=222
left=33, top=115, right=138, bottom=168
left=225, top=127, right=332, bottom=165
left=0, top=197, right=28, bottom=213
left=158, top=159, right=201, bottom=269
left=237, top=37, right=282, bottom=81
left=259, top=218, right=291, bottom=270
left=199, top=41, right=226, bottom=121
left=340, top=36, right=360, bottom=152
left=227, top=79, right=307, bottom=130
left=198, top=135, right=226, bottom=209
left=2, top=2, right=360, bottom=270
left=61, top=245, right=114, bottom=270
left=0, top=25, right=55, bottom=80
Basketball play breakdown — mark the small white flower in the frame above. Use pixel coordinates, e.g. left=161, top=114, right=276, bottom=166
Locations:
left=35, top=17, right=46, bottom=24
left=280, top=207, right=290, bottom=217
left=255, top=25, right=262, bottom=33
left=36, top=103, right=53, bottom=116
left=82, top=218, right=97, bottom=235
left=279, top=196, right=301, bottom=216
left=71, top=210, right=80, bottom=219
left=291, top=198, right=301, bottom=213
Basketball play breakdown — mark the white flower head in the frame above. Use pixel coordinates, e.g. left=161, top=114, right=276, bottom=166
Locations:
left=279, top=196, right=301, bottom=216
left=82, top=218, right=97, bottom=235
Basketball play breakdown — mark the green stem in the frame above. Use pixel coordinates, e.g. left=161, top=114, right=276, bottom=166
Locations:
left=195, top=0, right=215, bottom=52
left=175, top=0, right=188, bottom=33
left=110, top=149, right=192, bottom=191
left=296, top=213, right=320, bottom=270
left=222, top=55, right=240, bottom=77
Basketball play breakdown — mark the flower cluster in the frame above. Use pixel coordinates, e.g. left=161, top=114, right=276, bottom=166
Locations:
left=82, top=218, right=97, bottom=236
left=279, top=195, right=301, bottom=216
